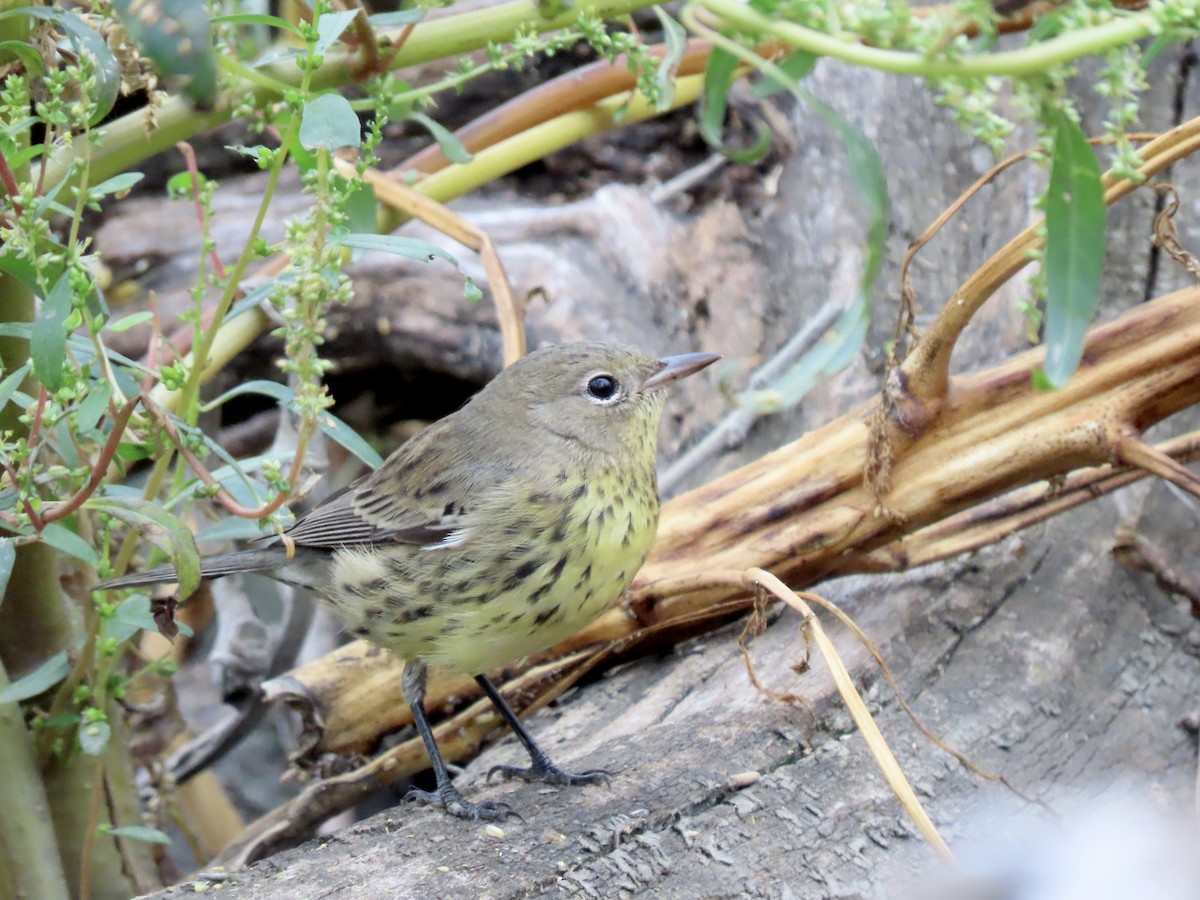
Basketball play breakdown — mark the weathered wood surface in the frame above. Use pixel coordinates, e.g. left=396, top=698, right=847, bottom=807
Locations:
left=130, top=43, right=1200, bottom=898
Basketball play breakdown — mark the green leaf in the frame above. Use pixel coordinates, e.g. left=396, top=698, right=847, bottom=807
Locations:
left=0, top=40, right=44, bottom=75
left=107, top=825, right=171, bottom=845
left=1042, top=111, right=1106, bottom=388
left=73, top=381, right=111, bottom=434
left=104, top=311, right=153, bottom=333
left=367, top=10, right=426, bottom=27
left=410, top=112, right=472, bottom=165
left=166, top=169, right=208, bottom=200
left=41, top=522, right=100, bottom=567
left=316, top=409, right=384, bottom=470
left=0, top=9, right=120, bottom=124
left=79, top=720, right=111, bottom=756
left=699, top=48, right=772, bottom=164
left=314, top=9, right=359, bottom=54
left=86, top=498, right=201, bottom=599
left=31, top=274, right=73, bottom=392
left=114, top=0, right=218, bottom=107
left=0, top=537, right=14, bottom=613
left=0, top=361, right=30, bottom=411
left=105, top=593, right=158, bottom=645
left=652, top=7, right=688, bottom=113
left=338, top=178, right=377, bottom=238
left=299, top=94, right=362, bottom=151
left=751, top=50, right=817, bottom=98
left=202, top=380, right=384, bottom=469
left=89, top=172, right=144, bottom=200
left=211, top=12, right=302, bottom=36
left=331, top=233, right=458, bottom=266
left=738, top=63, right=890, bottom=413
left=53, top=11, right=121, bottom=124
left=0, top=651, right=70, bottom=704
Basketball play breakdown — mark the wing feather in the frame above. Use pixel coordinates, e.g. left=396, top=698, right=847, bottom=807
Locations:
left=276, top=418, right=496, bottom=550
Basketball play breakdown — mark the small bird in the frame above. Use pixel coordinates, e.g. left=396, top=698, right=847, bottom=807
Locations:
left=99, top=342, right=719, bottom=820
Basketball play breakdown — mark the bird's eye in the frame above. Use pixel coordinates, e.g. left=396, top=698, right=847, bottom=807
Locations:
left=586, top=374, right=619, bottom=401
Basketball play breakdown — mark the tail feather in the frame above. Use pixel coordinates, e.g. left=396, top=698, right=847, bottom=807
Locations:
left=95, top=548, right=288, bottom=592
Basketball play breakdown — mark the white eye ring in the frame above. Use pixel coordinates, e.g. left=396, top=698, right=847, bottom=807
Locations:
left=585, top=373, right=621, bottom=403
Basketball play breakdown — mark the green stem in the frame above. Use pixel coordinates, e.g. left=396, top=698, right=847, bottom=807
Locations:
left=0, top=660, right=70, bottom=900
left=216, top=54, right=292, bottom=94
left=174, top=82, right=308, bottom=428
left=43, top=0, right=655, bottom=190
left=695, top=0, right=1154, bottom=77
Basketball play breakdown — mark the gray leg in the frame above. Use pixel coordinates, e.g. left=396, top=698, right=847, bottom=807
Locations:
left=402, top=661, right=510, bottom=820
left=476, top=674, right=611, bottom=787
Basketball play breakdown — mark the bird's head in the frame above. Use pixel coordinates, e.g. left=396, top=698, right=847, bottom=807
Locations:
left=470, top=342, right=720, bottom=463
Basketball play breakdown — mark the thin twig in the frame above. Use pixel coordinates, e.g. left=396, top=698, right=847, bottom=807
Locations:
left=744, top=568, right=955, bottom=861
left=140, top=394, right=303, bottom=519
left=176, top=142, right=228, bottom=282
left=338, top=158, right=526, bottom=365
left=41, top=396, right=142, bottom=524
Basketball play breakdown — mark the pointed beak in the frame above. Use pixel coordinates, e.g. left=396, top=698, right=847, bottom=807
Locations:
left=641, top=351, right=721, bottom=392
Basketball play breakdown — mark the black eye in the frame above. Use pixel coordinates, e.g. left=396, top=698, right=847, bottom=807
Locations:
left=587, top=375, right=618, bottom=400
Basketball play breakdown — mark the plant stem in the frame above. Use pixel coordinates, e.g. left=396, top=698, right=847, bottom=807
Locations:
left=694, top=0, right=1154, bottom=77
left=382, top=72, right=707, bottom=231
left=0, top=659, right=70, bottom=900
left=43, top=0, right=656, bottom=190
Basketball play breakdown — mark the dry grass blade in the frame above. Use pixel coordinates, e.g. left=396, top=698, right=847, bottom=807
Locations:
left=743, top=568, right=955, bottom=862
left=334, top=158, right=526, bottom=365
left=795, top=587, right=1052, bottom=812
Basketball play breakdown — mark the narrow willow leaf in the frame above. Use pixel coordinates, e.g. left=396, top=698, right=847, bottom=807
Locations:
left=0, top=650, right=70, bottom=704
left=211, top=12, right=302, bottom=35
left=0, top=537, right=15, bottom=613
left=53, top=11, right=120, bottom=122
left=699, top=48, right=772, bottom=164
left=316, top=410, right=384, bottom=469
left=105, top=593, right=158, bottom=645
left=410, top=112, right=473, bottom=165
left=202, top=379, right=384, bottom=468
left=0, top=361, right=30, bottom=411
left=89, top=172, right=144, bottom=200
left=73, top=380, right=111, bottom=434
left=31, top=274, right=73, bottom=392
left=104, top=311, right=153, bottom=332
left=737, top=61, right=889, bottom=412
left=314, top=9, right=358, bottom=54
left=300, top=94, right=362, bottom=151
left=0, top=9, right=120, bottom=122
left=750, top=50, right=818, bottom=98
left=1042, top=111, right=1106, bottom=388
left=332, top=233, right=458, bottom=266
left=41, top=522, right=100, bottom=566
left=652, top=7, right=688, bottom=112
left=86, top=497, right=201, bottom=599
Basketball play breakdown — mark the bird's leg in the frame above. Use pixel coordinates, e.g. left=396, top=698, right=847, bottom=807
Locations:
left=477, top=674, right=612, bottom=787
left=401, top=661, right=511, bottom=820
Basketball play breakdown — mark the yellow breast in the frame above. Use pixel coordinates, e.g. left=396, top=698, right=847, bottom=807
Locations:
left=328, top=464, right=660, bottom=675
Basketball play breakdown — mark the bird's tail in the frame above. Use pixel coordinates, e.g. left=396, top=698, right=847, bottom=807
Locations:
left=94, top=548, right=289, bottom=592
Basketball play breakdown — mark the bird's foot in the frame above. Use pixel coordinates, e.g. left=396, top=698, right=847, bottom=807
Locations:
left=405, top=783, right=514, bottom=821
left=487, top=759, right=612, bottom=787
